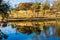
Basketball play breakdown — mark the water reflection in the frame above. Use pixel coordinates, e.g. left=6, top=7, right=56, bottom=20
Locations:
left=32, top=26, right=56, bottom=40
left=0, top=24, right=60, bottom=40
left=0, top=30, right=8, bottom=40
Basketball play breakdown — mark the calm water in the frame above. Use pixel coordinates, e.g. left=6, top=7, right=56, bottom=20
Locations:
left=0, top=24, right=60, bottom=40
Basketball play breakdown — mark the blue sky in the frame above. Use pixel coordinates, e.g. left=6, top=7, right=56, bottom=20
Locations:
left=4, top=0, right=55, bottom=8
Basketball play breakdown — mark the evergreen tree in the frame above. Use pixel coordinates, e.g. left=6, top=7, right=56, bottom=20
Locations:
left=0, top=0, right=10, bottom=18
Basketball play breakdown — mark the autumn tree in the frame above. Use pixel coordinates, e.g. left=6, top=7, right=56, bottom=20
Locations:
left=16, top=3, right=33, bottom=11
left=43, top=2, right=50, bottom=16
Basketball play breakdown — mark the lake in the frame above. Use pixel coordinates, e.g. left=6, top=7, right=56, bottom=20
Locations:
left=0, top=24, right=60, bottom=40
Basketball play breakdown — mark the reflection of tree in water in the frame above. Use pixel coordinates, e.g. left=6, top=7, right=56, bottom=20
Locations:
left=0, top=30, right=8, bottom=40
left=17, top=26, right=41, bottom=35
left=31, top=26, right=56, bottom=40
left=56, top=27, right=60, bottom=37
left=16, top=23, right=55, bottom=36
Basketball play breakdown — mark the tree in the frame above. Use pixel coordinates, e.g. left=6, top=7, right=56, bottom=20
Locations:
left=31, top=3, right=41, bottom=11
left=30, top=2, right=41, bottom=18
left=16, top=3, right=33, bottom=11
left=43, top=2, right=50, bottom=16
left=35, top=3, right=41, bottom=18
left=0, top=0, right=2, bottom=4
left=54, top=0, right=60, bottom=12
left=0, top=0, right=10, bottom=18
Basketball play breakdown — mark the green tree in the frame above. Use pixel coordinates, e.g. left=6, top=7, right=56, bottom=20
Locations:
left=0, top=0, right=10, bottom=18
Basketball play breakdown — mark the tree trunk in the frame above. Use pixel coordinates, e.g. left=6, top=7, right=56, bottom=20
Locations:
left=43, top=10, right=45, bottom=16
